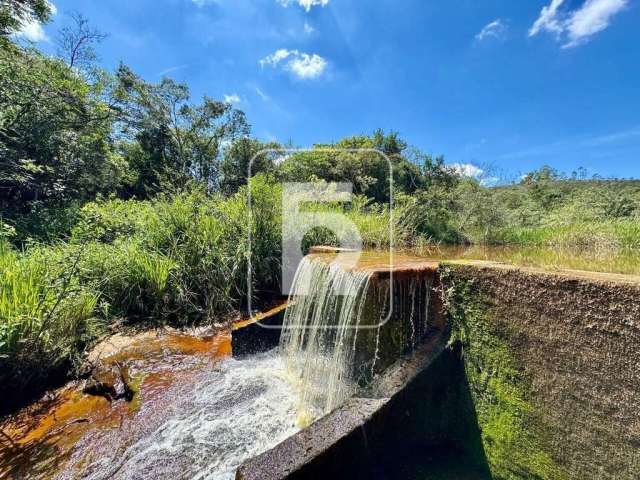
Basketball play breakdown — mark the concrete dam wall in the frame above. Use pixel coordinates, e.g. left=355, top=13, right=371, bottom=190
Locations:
left=441, top=261, right=640, bottom=479
left=234, top=254, right=640, bottom=480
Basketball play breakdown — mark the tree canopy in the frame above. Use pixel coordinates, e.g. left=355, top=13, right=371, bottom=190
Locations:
left=0, top=0, right=52, bottom=39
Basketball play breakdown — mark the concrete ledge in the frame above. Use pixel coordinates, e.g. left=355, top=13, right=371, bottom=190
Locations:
left=444, top=259, right=640, bottom=286
left=235, top=397, right=387, bottom=480
left=441, top=261, right=640, bottom=479
left=236, top=256, right=640, bottom=480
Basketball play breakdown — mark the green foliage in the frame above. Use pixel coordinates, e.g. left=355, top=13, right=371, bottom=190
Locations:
left=0, top=0, right=52, bottom=38
left=114, top=66, right=250, bottom=197
left=0, top=241, right=98, bottom=400
left=1, top=174, right=435, bottom=388
left=485, top=176, right=640, bottom=249
left=8, top=203, right=83, bottom=245
left=219, top=137, right=282, bottom=195
left=74, top=241, right=175, bottom=319
left=279, top=132, right=427, bottom=203
left=0, top=45, right=122, bottom=211
left=1, top=4, right=639, bottom=409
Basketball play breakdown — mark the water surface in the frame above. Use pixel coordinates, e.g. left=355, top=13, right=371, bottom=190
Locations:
left=417, top=245, right=640, bottom=276
left=0, top=331, right=299, bottom=480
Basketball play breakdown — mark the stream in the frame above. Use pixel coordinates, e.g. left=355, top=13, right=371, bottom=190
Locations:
left=2, top=246, right=638, bottom=479
left=0, top=329, right=299, bottom=480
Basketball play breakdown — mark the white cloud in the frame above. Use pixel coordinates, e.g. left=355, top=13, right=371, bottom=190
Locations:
left=15, top=20, right=48, bottom=42
left=287, top=53, right=327, bottom=79
left=255, top=87, right=270, bottom=101
left=529, top=0, right=566, bottom=37
left=451, top=163, right=499, bottom=186
left=274, top=154, right=290, bottom=165
left=277, top=0, right=329, bottom=12
left=451, top=163, right=485, bottom=179
left=298, top=0, right=328, bottom=11
left=480, top=176, right=499, bottom=187
left=191, top=0, right=217, bottom=6
left=224, top=93, right=241, bottom=104
left=157, top=64, right=190, bottom=76
left=304, top=22, right=315, bottom=35
left=260, top=48, right=295, bottom=68
left=475, top=19, right=507, bottom=42
left=585, top=125, right=640, bottom=146
left=260, top=49, right=328, bottom=79
left=528, top=0, right=628, bottom=48
left=14, top=0, right=57, bottom=43
left=564, top=0, right=628, bottom=48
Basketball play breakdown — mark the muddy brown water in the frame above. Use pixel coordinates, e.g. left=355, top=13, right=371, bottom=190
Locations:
left=0, top=331, right=234, bottom=479
left=309, top=245, right=640, bottom=276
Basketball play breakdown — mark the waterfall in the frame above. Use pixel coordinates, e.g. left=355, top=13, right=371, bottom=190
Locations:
left=280, top=254, right=432, bottom=426
left=279, top=255, right=372, bottom=425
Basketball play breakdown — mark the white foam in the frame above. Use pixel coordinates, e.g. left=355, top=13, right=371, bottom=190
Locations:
left=82, top=351, right=299, bottom=480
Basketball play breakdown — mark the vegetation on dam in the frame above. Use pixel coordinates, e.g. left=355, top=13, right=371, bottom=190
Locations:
left=439, top=263, right=640, bottom=479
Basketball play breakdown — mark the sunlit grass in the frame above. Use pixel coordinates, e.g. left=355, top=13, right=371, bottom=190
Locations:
left=1, top=176, right=434, bottom=398
left=491, top=219, right=640, bottom=251
left=0, top=241, right=98, bottom=395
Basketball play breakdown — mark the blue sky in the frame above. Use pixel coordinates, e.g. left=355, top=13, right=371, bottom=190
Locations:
left=17, top=0, right=640, bottom=181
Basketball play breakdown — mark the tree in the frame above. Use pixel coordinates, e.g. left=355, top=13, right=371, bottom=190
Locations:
left=279, top=131, right=425, bottom=203
left=0, top=0, right=52, bottom=39
left=0, top=45, right=121, bottom=212
left=454, top=178, right=506, bottom=243
left=56, top=12, right=107, bottom=70
left=521, top=166, right=565, bottom=211
left=114, top=66, right=250, bottom=195
left=219, top=137, right=282, bottom=195
left=373, top=128, right=407, bottom=156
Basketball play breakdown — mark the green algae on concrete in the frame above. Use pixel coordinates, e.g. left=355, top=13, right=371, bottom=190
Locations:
left=440, top=265, right=569, bottom=480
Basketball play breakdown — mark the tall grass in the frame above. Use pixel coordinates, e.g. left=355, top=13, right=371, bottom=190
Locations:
left=0, top=241, right=98, bottom=404
left=2, top=175, right=433, bottom=403
left=491, top=219, right=640, bottom=250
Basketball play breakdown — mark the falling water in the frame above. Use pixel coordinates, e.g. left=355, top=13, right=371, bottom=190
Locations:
left=61, top=352, right=300, bottom=480
left=280, top=254, right=433, bottom=425
left=279, top=256, right=372, bottom=424
left=42, top=253, right=432, bottom=480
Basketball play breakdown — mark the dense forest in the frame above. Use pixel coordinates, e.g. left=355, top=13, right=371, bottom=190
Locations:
left=1, top=2, right=639, bottom=407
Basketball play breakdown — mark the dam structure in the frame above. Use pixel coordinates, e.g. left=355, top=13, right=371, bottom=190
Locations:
left=234, top=247, right=640, bottom=480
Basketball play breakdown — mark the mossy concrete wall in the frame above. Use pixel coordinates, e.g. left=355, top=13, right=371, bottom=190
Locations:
left=441, top=261, right=640, bottom=480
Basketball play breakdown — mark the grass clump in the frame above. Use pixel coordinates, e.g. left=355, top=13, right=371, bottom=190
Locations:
left=1, top=175, right=432, bottom=404
left=0, top=242, right=98, bottom=405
